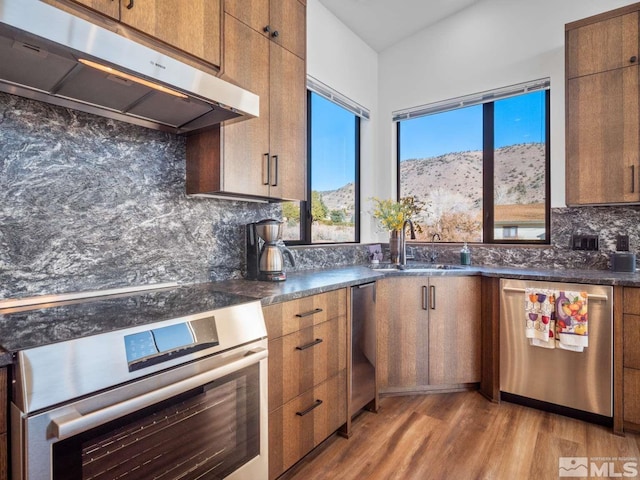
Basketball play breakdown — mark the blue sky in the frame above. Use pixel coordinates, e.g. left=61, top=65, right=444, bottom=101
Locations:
left=311, top=93, right=356, bottom=192
left=311, top=90, right=545, bottom=191
left=400, top=90, right=546, bottom=161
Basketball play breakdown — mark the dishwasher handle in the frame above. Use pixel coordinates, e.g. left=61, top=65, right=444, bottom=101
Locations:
left=502, top=286, right=608, bottom=301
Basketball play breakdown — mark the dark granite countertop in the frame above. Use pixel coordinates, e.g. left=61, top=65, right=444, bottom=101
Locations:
left=209, top=263, right=640, bottom=303
left=1, top=263, right=639, bottom=367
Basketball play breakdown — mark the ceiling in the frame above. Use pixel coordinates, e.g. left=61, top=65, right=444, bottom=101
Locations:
left=317, top=0, right=480, bottom=52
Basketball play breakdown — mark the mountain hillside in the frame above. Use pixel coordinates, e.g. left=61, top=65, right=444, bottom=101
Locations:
left=319, top=142, right=545, bottom=221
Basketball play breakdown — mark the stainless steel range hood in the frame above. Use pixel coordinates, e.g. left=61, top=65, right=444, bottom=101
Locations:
left=0, top=0, right=259, bottom=135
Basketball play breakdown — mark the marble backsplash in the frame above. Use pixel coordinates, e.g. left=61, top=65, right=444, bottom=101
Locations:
left=2, top=93, right=638, bottom=300
left=0, top=93, right=278, bottom=299
left=290, top=205, right=640, bottom=271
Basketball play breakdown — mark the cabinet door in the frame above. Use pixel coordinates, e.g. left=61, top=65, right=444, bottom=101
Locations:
left=428, top=276, right=481, bottom=385
left=223, top=0, right=269, bottom=34
left=119, top=0, right=221, bottom=66
left=69, top=0, right=119, bottom=18
left=566, top=65, right=640, bottom=205
left=270, top=0, right=306, bottom=59
left=268, top=42, right=307, bottom=201
left=377, top=277, right=429, bottom=391
left=220, top=14, right=270, bottom=197
left=566, top=12, right=639, bottom=79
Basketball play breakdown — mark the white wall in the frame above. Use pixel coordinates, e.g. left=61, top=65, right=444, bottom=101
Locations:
left=378, top=0, right=637, bottom=210
left=308, top=0, right=636, bottom=243
left=306, top=0, right=381, bottom=242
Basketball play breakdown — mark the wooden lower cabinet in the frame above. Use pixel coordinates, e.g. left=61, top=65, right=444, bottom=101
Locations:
left=0, top=367, right=6, bottom=480
left=269, top=371, right=347, bottom=479
left=624, top=368, right=640, bottom=425
left=263, top=289, right=348, bottom=479
left=623, top=287, right=640, bottom=431
left=377, top=276, right=481, bottom=394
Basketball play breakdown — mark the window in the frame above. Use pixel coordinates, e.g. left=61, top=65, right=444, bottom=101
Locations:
left=283, top=81, right=365, bottom=244
left=396, top=79, right=550, bottom=243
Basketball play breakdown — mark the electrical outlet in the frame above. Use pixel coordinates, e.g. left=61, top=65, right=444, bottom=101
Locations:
left=617, top=235, right=630, bottom=252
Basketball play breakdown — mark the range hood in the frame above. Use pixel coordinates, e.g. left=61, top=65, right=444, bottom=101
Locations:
left=0, top=0, right=259, bottom=134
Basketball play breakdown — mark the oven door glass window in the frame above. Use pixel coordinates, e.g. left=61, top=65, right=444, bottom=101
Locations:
left=52, top=364, right=260, bottom=479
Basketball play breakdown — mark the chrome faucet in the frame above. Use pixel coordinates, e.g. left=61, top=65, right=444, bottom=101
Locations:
left=429, top=233, right=441, bottom=263
left=400, top=219, right=416, bottom=265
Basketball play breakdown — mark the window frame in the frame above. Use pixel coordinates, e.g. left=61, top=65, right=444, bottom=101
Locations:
left=285, top=89, right=361, bottom=245
left=396, top=88, right=551, bottom=245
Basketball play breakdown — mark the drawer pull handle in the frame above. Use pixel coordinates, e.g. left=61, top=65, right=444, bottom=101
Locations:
left=296, top=338, right=323, bottom=350
left=296, top=399, right=323, bottom=417
left=295, top=308, right=323, bottom=318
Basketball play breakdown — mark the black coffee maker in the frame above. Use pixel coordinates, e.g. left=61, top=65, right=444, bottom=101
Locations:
left=246, top=219, right=295, bottom=281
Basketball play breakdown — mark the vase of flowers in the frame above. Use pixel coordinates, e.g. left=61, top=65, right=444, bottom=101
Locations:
left=372, top=196, right=424, bottom=264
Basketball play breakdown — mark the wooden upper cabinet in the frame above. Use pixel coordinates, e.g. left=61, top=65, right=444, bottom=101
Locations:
left=218, top=13, right=271, bottom=197
left=69, top=0, right=119, bottom=19
left=119, top=0, right=221, bottom=67
left=188, top=4, right=307, bottom=201
left=224, top=0, right=305, bottom=59
left=566, top=66, right=640, bottom=205
left=565, top=5, right=640, bottom=206
left=566, top=11, right=639, bottom=79
left=268, top=42, right=306, bottom=201
left=224, top=0, right=269, bottom=35
left=269, top=0, right=306, bottom=59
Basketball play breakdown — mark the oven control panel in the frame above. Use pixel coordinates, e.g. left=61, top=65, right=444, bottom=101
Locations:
left=124, top=316, right=219, bottom=371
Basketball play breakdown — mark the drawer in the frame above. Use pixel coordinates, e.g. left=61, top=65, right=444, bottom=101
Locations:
left=263, top=289, right=347, bottom=339
left=268, top=316, right=346, bottom=410
left=624, top=287, right=640, bottom=314
left=624, top=367, right=640, bottom=425
left=624, top=314, right=640, bottom=369
left=269, top=371, right=347, bottom=480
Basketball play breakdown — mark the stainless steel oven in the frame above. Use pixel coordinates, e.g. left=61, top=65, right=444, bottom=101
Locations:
left=11, top=298, right=268, bottom=480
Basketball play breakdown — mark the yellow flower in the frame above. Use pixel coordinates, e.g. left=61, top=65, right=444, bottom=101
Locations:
left=370, top=196, right=425, bottom=233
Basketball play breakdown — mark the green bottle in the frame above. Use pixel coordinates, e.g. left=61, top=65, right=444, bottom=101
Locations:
left=460, top=242, right=471, bottom=265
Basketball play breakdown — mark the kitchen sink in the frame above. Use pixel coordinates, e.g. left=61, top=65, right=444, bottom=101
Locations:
left=370, top=264, right=466, bottom=272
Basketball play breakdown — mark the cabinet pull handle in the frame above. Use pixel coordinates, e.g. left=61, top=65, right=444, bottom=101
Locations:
left=430, top=285, right=436, bottom=310
left=632, top=165, right=636, bottom=193
left=631, top=55, right=638, bottom=63
left=422, top=286, right=428, bottom=310
left=296, top=399, right=323, bottom=416
left=125, top=0, right=134, bottom=9
left=272, top=30, right=280, bottom=38
left=263, top=153, right=270, bottom=185
left=263, top=25, right=271, bottom=33
left=295, top=308, right=323, bottom=318
left=271, top=155, right=278, bottom=186
left=296, top=338, right=323, bottom=351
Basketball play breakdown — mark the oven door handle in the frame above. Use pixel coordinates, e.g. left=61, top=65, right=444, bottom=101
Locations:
left=51, top=348, right=268, bottom=441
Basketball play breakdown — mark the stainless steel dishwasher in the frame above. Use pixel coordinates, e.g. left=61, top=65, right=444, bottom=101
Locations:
left=350, top=283, right=377, bottom=417
left=500, top=279, right=612, bottom=421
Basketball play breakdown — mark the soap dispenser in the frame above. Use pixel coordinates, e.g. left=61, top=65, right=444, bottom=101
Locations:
left=460, top=242, right=471, bottom=265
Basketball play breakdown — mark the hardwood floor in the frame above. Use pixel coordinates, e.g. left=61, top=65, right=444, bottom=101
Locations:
left=281, top=392, right=640, bottom=480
